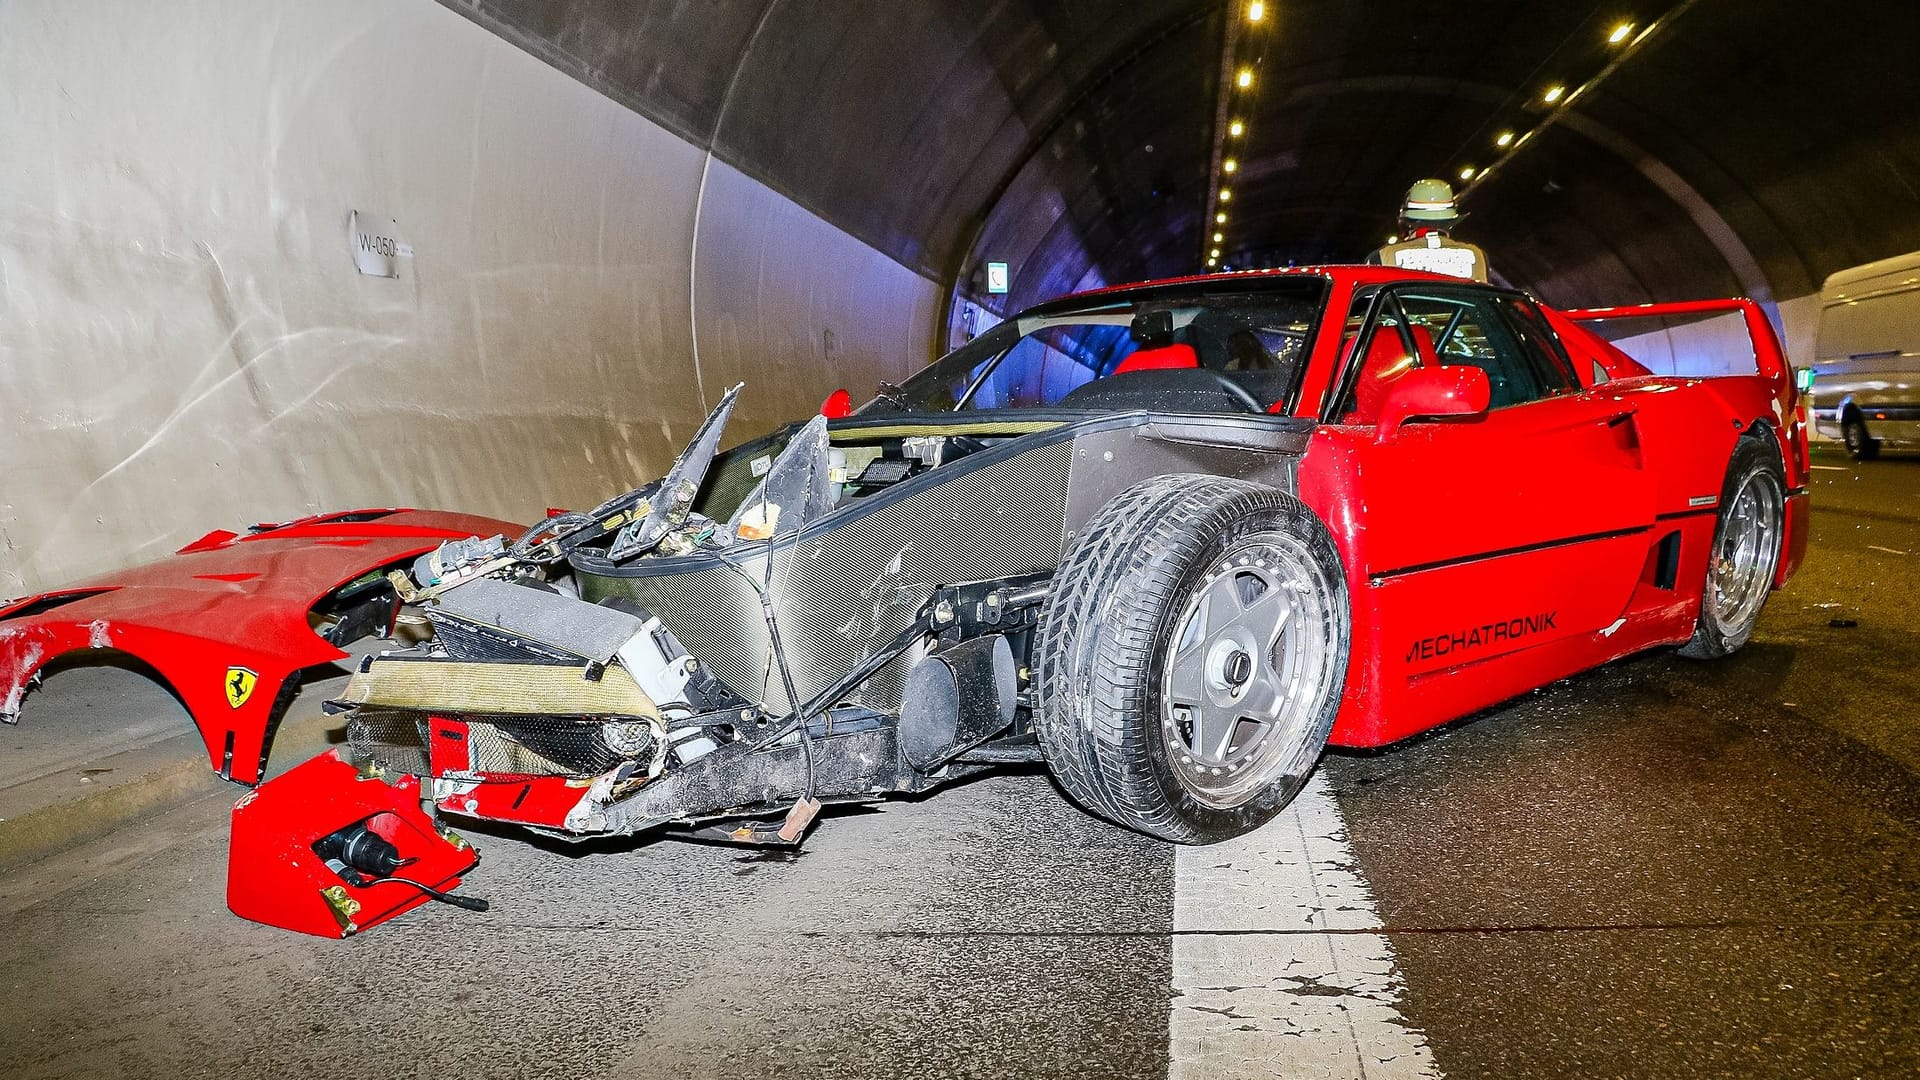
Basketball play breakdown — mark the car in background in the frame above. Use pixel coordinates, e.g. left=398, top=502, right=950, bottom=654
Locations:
left=1806, top=249, right=1920, bottom=458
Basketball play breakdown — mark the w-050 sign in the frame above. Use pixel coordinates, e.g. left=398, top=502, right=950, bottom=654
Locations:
left=348, top=210, right=412, bottom=278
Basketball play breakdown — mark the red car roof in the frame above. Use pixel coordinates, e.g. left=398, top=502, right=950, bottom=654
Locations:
left=1059, top=263, right=1475, bottom=304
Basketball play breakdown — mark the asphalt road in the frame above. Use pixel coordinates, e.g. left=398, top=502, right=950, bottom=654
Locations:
left=3, top=445, right=1917, bottom=1079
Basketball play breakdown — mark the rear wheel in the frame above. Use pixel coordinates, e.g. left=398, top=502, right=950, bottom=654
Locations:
left=1680, top=436, right=1787, bottom=659
left=1842, top=410, right=1880, bottom=461
left=1034, top=475, right=1350, bottom=843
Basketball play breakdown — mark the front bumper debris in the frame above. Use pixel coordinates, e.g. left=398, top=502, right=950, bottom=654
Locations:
left=228, top=750, right=481, bottom=938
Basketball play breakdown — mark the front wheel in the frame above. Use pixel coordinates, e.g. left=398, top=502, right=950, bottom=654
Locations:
left=1679, top=435, right=1787, bottom=659
left=1034, top=475, right=1350, bottom=844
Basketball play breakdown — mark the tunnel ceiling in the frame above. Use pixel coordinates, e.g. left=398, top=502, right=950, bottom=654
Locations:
left=446, top=0, right=1920, bottom=317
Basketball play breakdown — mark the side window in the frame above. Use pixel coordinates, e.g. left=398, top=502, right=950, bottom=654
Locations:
left=1396, top=290, right=1549, bottom=409
left=1336, top=300, right=1421, bottom=424
left=1496, top=298, right=1581, bottom=394
left=1334, top=289, right=1374, bottom=367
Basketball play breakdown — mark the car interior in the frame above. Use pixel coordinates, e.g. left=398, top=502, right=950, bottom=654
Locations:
left=1051, top=305, right=1310, bottom=413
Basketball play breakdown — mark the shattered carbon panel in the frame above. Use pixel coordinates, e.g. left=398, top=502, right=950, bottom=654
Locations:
left=575, top=440, right=1073, bottom=713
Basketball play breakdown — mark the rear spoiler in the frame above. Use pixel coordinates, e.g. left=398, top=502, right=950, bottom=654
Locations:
left=1563, top=298, right=1790, bottom=387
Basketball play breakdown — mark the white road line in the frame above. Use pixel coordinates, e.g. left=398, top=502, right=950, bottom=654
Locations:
left=1170, top=772, right=1439, bottom=1080
left=1868, top=545, right=1909, bottom=556
left=1810, top=465, right=1850, bottom=472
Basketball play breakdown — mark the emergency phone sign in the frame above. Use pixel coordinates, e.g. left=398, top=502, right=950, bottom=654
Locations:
left=986, top=261, right=1010, bottom=295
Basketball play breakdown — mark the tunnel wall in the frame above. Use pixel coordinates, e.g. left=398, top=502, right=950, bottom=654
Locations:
left=0, top=0, right=936, bottom=595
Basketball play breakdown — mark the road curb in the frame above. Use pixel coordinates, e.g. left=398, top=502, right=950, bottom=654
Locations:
left=0, top=707, right=342, bottom=873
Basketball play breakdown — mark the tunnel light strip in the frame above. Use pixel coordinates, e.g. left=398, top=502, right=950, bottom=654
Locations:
left=1460, top=0, right=1699, bottom=199
left=1205, top=3, right=1272, bottom=269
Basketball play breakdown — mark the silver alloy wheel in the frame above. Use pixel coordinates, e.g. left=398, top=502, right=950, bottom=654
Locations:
left=1159, top=533, right=1339, bottom=809
left=1707, top=467, right=1785, bottom=633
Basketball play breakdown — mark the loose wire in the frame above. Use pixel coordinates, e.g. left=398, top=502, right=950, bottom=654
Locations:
left=364, top=876, right=490, bottom=912
left=709, top=544, right=816, bottom=801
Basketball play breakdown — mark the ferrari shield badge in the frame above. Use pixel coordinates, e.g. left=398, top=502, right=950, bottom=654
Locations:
left=225, top=667, right=258, bottom=709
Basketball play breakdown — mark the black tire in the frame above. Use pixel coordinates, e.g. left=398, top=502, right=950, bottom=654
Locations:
left=1842, top=410, right=1880, bottom=461
left=1679, top=435, right=1788, bottom=659
left=1033, top=475, right=1350, bottom=844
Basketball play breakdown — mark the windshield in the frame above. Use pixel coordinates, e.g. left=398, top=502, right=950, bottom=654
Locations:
left=866, top=280, right=1329, bottom=415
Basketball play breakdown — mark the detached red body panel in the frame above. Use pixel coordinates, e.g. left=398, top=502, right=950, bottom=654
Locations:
left=0, top=508, right=518, bottom=783
left=228, top=749, right=478, bottom=938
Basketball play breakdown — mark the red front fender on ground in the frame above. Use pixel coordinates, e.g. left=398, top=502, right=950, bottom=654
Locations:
left=0, top=508, right=519, bottom=784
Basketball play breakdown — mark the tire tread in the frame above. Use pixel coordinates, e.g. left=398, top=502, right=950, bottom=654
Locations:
left=1034, top=474, right=1348, bottom=843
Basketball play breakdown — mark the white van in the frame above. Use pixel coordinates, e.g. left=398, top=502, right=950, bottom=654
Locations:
left=1808, top=250, right=1920, bottom=458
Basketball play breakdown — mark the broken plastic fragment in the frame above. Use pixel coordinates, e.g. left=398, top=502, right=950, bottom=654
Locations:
left=611, top=384, right=743, bottom=561
left=736, top=503, right=780, bottom=541
left=414, top=535, right=507, bottom=586
left=726, top=413, right=836, bottom=542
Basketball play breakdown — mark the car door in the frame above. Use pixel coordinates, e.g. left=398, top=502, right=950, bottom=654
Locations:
left=1332, top=285, right=1657, bottom=682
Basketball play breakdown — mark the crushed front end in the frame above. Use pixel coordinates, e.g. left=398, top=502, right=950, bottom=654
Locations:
left=229, top=386, right=1066, bottom=934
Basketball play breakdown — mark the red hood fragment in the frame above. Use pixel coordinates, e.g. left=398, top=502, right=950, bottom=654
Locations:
left=0, top=508, right=521, bottom=784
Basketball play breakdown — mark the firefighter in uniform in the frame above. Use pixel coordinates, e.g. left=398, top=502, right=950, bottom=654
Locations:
left=1368, top=178, right=1490, bottom=283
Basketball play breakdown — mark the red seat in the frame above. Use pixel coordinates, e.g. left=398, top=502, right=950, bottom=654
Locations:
left=1345, top=327, right=1432, bottom=424
left=1114, top=343, right=1200, bottom=374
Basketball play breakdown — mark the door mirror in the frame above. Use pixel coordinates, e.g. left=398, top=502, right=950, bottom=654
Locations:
left=1375, top=366, right=1491, bottom=442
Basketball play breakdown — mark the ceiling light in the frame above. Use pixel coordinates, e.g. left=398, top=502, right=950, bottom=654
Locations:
left=1213, top=232, right=1224, bottom=242
left=1609, top=22, right=1634, bottom=44
left=1229, top=119, right=1245, bottom=137
left=1207, top=258, right=1218, bottom=267
left=1219, top=189, right=1232, bottom=201
left=1459, top=166, right=1476, bottom=181
left=1216, top=212, right=1228, bottom=224
left=1543, top=84, right=1565, bottom=104
left=1236, top=68, right=1254, bottom=89
left=1223, top=159, right=1238, bottom=173
left=1247, top=1, right=1265, bottom=22
left=1386, top=234, right=1398, bottom=244
left=1210, top=248, right=1221, bottom=258
left=1496, top=130, right=1514, bottom=147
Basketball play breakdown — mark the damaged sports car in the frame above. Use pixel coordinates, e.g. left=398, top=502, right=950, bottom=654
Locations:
left=225, top=267, right=1810, bottom=936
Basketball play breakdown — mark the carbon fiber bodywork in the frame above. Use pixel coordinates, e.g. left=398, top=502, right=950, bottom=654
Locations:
left=570, top=413, right=1309, bottom=720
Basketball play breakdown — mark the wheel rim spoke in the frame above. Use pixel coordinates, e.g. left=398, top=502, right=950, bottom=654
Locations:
left=1225, top=588, right=1291, bottom=651
left=1198, top=702, right=1243, bottom=760
left=1159, top=536, right=1337, bottom=809
left=1166, top=647, right=1209, bottom=712
left=1710, top=469, right=1782, bottom=630
left=1235, top=664, right=1284, bottom=725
